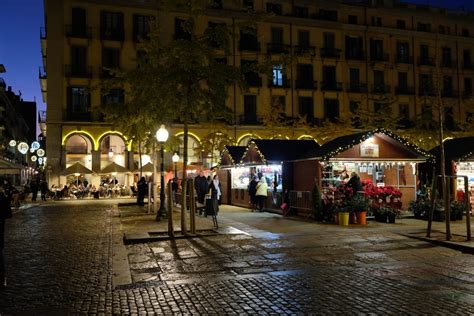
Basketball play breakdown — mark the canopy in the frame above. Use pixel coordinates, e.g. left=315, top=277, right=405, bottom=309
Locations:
left=134, top=162, right=154, bottom=173
left=61, top=162, right=94, bottom=175
left=100, top=162, right=129, bottom=174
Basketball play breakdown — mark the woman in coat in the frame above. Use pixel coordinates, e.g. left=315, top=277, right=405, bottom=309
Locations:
left=247, top=176, right=258, bottom=212
left=208, top=175, right=223, bottom=215
left=255, top=176, right=268, bottom=212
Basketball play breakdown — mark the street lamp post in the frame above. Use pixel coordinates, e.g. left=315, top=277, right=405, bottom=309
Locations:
left=172, top=153, right=179, bottom=179
left=155, top=125, right=169, bottom=221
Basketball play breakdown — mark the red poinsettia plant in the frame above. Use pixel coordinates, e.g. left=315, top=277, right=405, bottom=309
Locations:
left=362, top=179, right=402, bottom=210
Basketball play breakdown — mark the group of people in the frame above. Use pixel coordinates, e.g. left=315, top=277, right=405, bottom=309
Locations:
left=247, top=175, right=268, bottom=212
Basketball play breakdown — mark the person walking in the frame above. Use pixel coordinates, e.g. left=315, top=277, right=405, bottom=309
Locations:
left=40, top=179, right=48, bottom=201
left=194, top=171, right=208, bottom=207
left=137, top=177, right=147, bottom=206
left=0, top=184, right=13, bottom=289
left=255, top=176, right=268, bottom=212
left=248, top=175, right=258, bottom=212
left=30, top=179, right=38, bottom=201
left=171, top=178, right=179, bottom=206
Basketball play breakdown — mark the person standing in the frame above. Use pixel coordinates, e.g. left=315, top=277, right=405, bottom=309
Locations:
left=194, top=171, right=208, bottom=206
left=171, top=178, right=179, bottom=206
left=347, top=172, right=363, bottom=194
left=0, top=184, right=13, bottom=288
left=40, top=179, right=48, bottom=201
left=255, top=176, right=268, bottom=212
left=137, top=177, right=147, bottom=206
left=30, top=179, right=38, bottom=201
left=248, top=176, right=258, bottom=212
left=208, top=175, right=222, bottom=215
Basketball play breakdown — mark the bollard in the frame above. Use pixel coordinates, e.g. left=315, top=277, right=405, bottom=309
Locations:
left=147, top=181, right=152, bottom=214
left=167, top=180, right=174, bottom=238
left=181, top=179, right=187, bottom=235
left=189, top=178, right=196, bottom=235
left=463, top=176, right=472, bottom=241
left=445, top=179, right=451, bottom=241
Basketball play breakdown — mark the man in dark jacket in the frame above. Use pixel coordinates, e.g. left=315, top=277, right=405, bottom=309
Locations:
left=347, top=172, right=363, bottom=194
left=137, top=177, right=147, bottom=206
left=40, top=179, right=48, bottom=201
left=30, top=179, right=38, bottom=201
left=0, top=184, right=12, bottom=288
left=194, top=171, right=208, bottom=205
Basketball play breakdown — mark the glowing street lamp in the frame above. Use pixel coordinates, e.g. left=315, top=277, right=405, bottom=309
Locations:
left=172, top=152, right=179, bottom=179
left=155, top=125, right=169, bottom=220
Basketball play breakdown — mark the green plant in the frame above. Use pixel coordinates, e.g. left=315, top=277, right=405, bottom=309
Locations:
left=349, top=194, right=370, bottom=213
left=312, top=184, right=323, bottom=221
left=408, top=199, right=431, bottom=220
left=450, top=200, right=466, bottom=219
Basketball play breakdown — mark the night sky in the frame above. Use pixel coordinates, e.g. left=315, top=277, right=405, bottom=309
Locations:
left=0, top=0, right=473, bottom=129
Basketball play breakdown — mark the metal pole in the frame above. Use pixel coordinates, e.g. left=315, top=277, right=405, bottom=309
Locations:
left=427, top=176, right=437, bottom=237
left=189, top=178, right=196, bottom=235
left=174, top=162, right=177, bottom=179
left=463, top=176, right=471, bottom=241
left=446, top=178, right=451, bottom=241
left=156, top=144, right=167, bottom=220
left=147, top=181, right=152, bottom=214
left=153, top=143, right=158, bottom=216
left=167, top=179, right=174, bottom=238
left=181, top=178, right=187, bottom=235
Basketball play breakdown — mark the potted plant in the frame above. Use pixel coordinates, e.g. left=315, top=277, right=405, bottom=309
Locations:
left=374, top=207, right=389, bottom=223
left=450, top=200, right=465, bottom=221
left=334, top=184, right=353, bottom=226
left=350, top=193, right=370, bottom=225
left=386, top=207, right=400, bottom=223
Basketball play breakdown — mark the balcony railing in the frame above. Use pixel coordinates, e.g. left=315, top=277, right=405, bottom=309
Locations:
left=266, top=43, right=291, bottom=54
left=441, top=60, right=456, bottom=68
left=418, top=57, right=435, bottom=66
left=238, top=114, right=261, bottom=125
left=419, top=87, right=435, bottom=96
left=396, top=55, right=413, bottom=64
left=463, top=62, right=473, bottom=70
left=293, top=45, right=316, bottom=56
left=395, top=86, right=415, bottom=95
left=244, top=75, right=262, bottom=87
left=66, top=25, right=92, bottom=38
left=100, top=67, right=120, bottom=79
left=239, top=41, right=261, bottom=52
left=268, top=78, right=291, bottom=88
left=346, top=83, right=367, bottom=93
left=320, top=48, right=341, bottom=58
left=100, top=28, right=125, bottom=41
left=370, top=53, right=389, bottom=62
left=345, top=52, right=365, bottom=61
left=64, top=110, right=92, bottom=122
left=320, top=81, right=342, bottom=91
left=371, top=84, right=391, bottom=94
left=65, top=65, right=92, bottom=78
left=39, top=67, right=47, bottom=79
left=295, top=80, right=317, bottom=90
left=40, top=27, right=46, bottom=39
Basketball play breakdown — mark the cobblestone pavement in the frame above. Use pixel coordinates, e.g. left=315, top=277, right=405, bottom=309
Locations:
left=1, top=201, right=473, bottom=314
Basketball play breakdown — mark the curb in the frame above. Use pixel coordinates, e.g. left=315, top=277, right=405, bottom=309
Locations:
left=400, top=233, right=474, bottom=254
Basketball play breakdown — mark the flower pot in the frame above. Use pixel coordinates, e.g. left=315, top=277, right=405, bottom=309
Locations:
left=457, top=212, right=463, bottom=220
left=339, top=212, right=350, bottom=226
left=349, top=212, right=357, bottom=224
left=375, top=213, right=387, bottom=223
left=356, top=211, right=367, bottom=225
left=387, top=213, right=396, bottom=223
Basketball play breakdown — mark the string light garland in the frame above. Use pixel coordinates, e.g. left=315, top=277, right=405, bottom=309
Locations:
left=320, top=128, right=435, bottom=162
left=238, top=140, right=267, bottom=165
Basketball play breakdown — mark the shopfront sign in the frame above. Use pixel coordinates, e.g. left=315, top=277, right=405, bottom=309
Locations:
left=360, top=144, right=379, bottom=158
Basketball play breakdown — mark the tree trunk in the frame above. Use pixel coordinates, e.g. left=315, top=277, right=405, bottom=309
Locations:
left=183, top=120, right=188, bottom=180
left=138, top=139, right=143, bottom=178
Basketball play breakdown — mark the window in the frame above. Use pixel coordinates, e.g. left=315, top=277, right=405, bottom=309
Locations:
left=207, top=21, right=227, bottom=48
left=243, top=95, right=257, bottom=123
left=323, top=66, right=337, bottom=84
left=323, top=32, right=335, bottom=49
left=374, top=102, right=383, bottom=113
left=70, top=8, right=88, bottom=37
left=324, top=99, right=339, bottom=122
left=396, top=19, right=406, bottom=29
left=374, top=70, right=384, bottom=85
left=398, top=72, right=408, bottom=89
left=396, top=42, right=409, bottom=62
left=239, top=28, right=258, bottom=51
left=67, top=87, right=90, bottom=113
left=417, top=22, right=431, bottom=32
left=296, top=64, right=313, bottom=88
left=462, top=28, right=470, bottom=37
left=345, top=36, right=363, bottom=59
left=371, top=16, right=382, bottom=26
left=399, top=104, right=410, bottom=122
left=243, top=0, right=253, bottom=10
left=442, top=47, right=452, bottom=66
left=271, top=27, right=283, bottom=44
left=349, top=68, right=360, bottom=84
left=297, top=31, right=310, bottom=48
left=272, top=95, right=286, bottom=113
left=420, top=44, right=429, bottom=59
left=298, top=97, right=313, bottom=123
left=210, top=0, right=222, bottom=9
left=349, top=101, right=359, bottom=113
left=463, top=49, right=471, bottom=68
left=419, top=74, right=433, bottom=94
left=174, top=18, right=191, bottom=40
left=370, top=39, right=384, bottom=61
left=71, top=46, right=87, bottom=70
left=272, top=65, right=284, bottom=87
left=443, top=76, right=453, bottom=93
left=133, top=15, right=150, bottom=41
left=318, top=9, right=338, bottom=21
left=241, top=60, right=260, bottom=86
left=465, top=78, right=472, bottom=95
left=293, top=6, right=308, bottom=18
left=102, top=48, right=120, bottom=77
left=102, top=89, right=124, bottom=105
left=100, top=11, right=124, bottom=40
left=348, top=15, right=358, bottom=24
left=266, top=3, right=282, bottom=15
left=438, top=25, right=446, bottom=34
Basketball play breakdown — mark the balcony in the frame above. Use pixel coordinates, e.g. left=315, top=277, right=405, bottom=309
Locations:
left=39, top=67, right=47, bottom=103
left=396, top=55, right=413, bottom=64
left=419, top=86, right=435, bottom=96
left=266, top=43, right=290, bottom=54
left=244, top=75, right=262, bottom=87
left=320, top=48, right=341, bottom=59
left=441, top=60, right=456, bottom=68
left=65, top=65, right=92, bottom=78
left=320, top=81, right=342, bottom=91
left=239, top=41, right=261, bottom=52
left=395, top=86, right=415, bottom=95
left=441, top=89, right=458, bottom=98
left=418, top=57, right=435, bottom=66
left=100, top=67, right=120, bottom=79
left=345, top=52, right=365, bottom=61
left=268, top=78, right=291, bottom=88
left=100, top=29, right=125, bottom=41
left=239, top=114, right=261, bottom=125
left=295, top=80, right=317, bottom=90
left=293, top=46, right=316, bottom=56
left=371, top=84, right=391, bottom=94
left=64, top=110, right=92, bottom=122
left=66, top=25, right=92, bottom=39
left=346, top=83, right=367, bottom=93
left=463, top=62, right=473, bottom=70
left=40, top=27, right=47, bottom=63
left=370, top=53, right=389, bottom=62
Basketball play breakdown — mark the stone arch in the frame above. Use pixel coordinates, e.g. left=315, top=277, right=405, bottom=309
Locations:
left=237, top=133, right=261, bottom=146
left=64, top=133, right=93, bottom=170
left=97, top=131, right=128, bottom=152
left=62, top=131, right=95, bottom=152
left=176, top=133, right=201, bottom=164
left=99, top=134, right=127, bottom=168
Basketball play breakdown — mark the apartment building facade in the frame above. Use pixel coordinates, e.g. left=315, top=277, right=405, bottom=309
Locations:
left=42, top=0, right=474, bottom=185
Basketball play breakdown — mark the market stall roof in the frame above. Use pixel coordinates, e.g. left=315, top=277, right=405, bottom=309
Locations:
left=430, top=136, right=474, bottom=162
left=220, top=146, right=246, bottom=167
left=133, top=162, right=154, bottom=173
left=100, top=162, right=130, bottom=174
left=304, top=129, right=433, bottom=161
left=0, top=158, right=22, bottom=175
left=61, top=162, right=94, bottom=175
left=241, top=139, right=320, bottom=165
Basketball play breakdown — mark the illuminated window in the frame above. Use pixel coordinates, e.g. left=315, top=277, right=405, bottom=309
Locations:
left=273, top=65, right=283, bottom=86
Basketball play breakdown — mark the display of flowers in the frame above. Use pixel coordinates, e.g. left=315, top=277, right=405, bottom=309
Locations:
left=362, top=179, right=402, bottom=210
